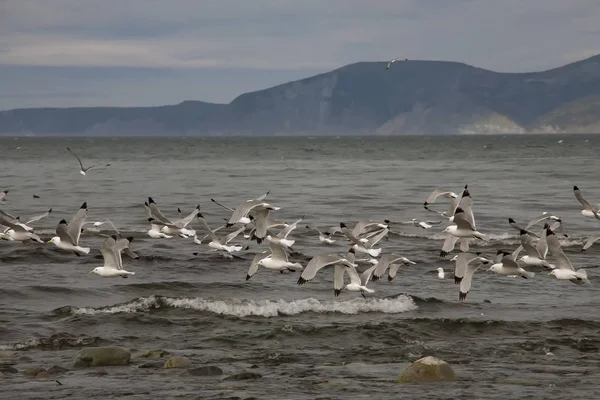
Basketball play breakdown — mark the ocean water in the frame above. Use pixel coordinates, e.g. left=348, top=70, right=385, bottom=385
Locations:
left=1, top=134, right=599, bottom=399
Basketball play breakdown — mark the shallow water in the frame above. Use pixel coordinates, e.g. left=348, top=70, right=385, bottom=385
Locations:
left=1, top=134, right=600, bottom=399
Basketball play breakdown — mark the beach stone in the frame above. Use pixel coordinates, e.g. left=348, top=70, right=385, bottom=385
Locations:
left=223, top=372, right=262, bottom=381
left=23, top=367, right=46, bottom=377
left=47, top=365, right=69, bottom=375
left=135, top=349, right=168, bottom=359
left=74, top=346, right=131, bottom=367
left=396, top=356, right=456, bottom=383
left=138, top=361, right=164, bottom=369
left=0, top=366, right=18, bottom=374
left=163, top=356, right=191, bottom=369
left=187, top=366, right=223, bottom=376
left=0, top=352, right=13, bottom=359
left=35, top=371, right=52, bottom=379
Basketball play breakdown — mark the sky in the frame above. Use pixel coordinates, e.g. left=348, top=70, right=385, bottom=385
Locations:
left=1, top=0, right=599, bottom=110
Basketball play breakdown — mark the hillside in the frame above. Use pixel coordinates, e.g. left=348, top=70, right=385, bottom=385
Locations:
left=1, top=54, right=600, bottom=135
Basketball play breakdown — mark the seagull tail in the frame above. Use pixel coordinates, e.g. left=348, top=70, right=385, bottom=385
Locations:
left=279, top=239, right=295, bottom=248
left=521, top=270, right=535, bottom=279
left=76, top=246, right=91, bottom=254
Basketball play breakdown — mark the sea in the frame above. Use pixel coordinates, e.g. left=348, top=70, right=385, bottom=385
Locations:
left=0, top=134, right=599, bottom=399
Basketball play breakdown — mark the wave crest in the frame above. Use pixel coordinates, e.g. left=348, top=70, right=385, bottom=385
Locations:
left=62, top=295, right=418, bottom=318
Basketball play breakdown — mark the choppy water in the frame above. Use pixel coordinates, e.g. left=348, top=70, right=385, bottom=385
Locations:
left=1, top=134, right=600, bottom=399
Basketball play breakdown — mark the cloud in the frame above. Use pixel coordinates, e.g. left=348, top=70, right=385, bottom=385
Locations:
left=0, top=0, right=599, bottom=108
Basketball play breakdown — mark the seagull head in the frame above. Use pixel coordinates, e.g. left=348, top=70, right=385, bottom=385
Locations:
left=90, top=267, right=100, bottom=275
left=48, top=236, right=60, bottom=244
left=548, top=270, right=556, bottom=276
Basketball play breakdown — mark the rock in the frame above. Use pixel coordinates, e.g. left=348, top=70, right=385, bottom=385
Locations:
left=74, top=346, right=131, bottom=367
left=0, top=352, right=13, bottom=359
left=0, top=366, right=18, bottom=374
left=396, top=356, right=456, bottom=384
left=138, top=361, right=164, bottom=369
left=47, top=365, right=69, bottom=375
left=23, top=367, right=46, bottom=377
left=163, top=356, right=191, bottom=369
left=135, top=349, right=168, bottom=359
left=35, top=371, right=52, bottom=379
left=187, top=366, right=223, bottom=376
left=223, top=372, right=262, bottom=381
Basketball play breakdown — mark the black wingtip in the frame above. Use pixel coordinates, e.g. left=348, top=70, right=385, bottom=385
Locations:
left=48, top=208, right=52, bottom=213
left=148, top=217, right=154, bottom=222
left=248, top=215, right=254, bottom=221
left=519, top=229, right=528, bottom=235
left=80, top=202, right=87, bottom=209
left=127, top=236, right=134, bottom=243
left=573, top=185, right=579, bottom=191
left=371, top=275, right=380, bottom=282
left=256, top=237, right=263, bottom=245
left=196, top=205, right=201, bottom=210
left=198, top=213, right=204, bottom=218
left=340, top=222, right=347, bottom=228
left=462, top=189, right=470, bottom=197
left=496, top=249, right=504, bottom=255
left=225, top=223, right=233, bottom=228
left=455, top=207, right=464, bottom=214
left=439, top=251, right=448, bottom=258
left=111, top=234, right=118, bottom=240
left=348, top=247, right=356, bottom=254
left=297, top=277, right=307, bottom=285
left=455, top=276, right=463, bottom=284
left=334, top=289, right=342, bottom=297
left=177, top=207, right=181, bottom=213
left=423, top=202, right=429, bottom=208
left=508, top=218, right=515, bottom=223
left=459, top=291, right=467, bottom=301
left=384, top=219, right=390, bottom=224
left=387, top=275, right=394, bottom=282
left=148, top=197, right=155, bottom=204
left=546, top=227, right=555, bottom=236
left=59, top=219, right=67, bottom=224
left=245, top=274, right=252, bottom=281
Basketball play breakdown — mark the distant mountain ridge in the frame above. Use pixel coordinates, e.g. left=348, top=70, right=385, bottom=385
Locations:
left=2, top=54, right=600, bottom=136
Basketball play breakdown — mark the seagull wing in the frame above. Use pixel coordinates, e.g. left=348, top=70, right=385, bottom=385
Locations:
left=268, top=240, right=289, bottom=262
left=25, top=208, right=52, bottom=225
left=582, top=235, right=600, bottom=251
left=299, top=255, right=352, bottom=283
left=66, top=147, right=85, bottom=170
left=520, top=231, right=542, bottom=259
left=546, top=228, right=574, bottom=270
left=360, top=265, right=377, bottom=286
left=67, top=202, right=87, bottom=245
left=147, top=197, right=173, bottom=225
left=55, top=220, right=75, bottom=244
left=277, top=216, right=304, bottom=239
left=344, top=265, right=361, bottom=286
left=453, top=208, right=476, bottom=231
left=171, top=205, right=200, bottom=228
left=100, top=236, right=119, bottom=269
left=365, top=228, right=389, bottom=248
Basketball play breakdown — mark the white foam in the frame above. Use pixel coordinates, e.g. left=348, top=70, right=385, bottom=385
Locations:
left=71, top=295, right=418, bottom=318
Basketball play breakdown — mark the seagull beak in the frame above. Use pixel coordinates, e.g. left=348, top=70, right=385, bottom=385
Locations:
left=547, top=272, right=552, bottom=275
left=46, top=239, right=52, bottom=243
left=89, top=270, right=93, bottom=274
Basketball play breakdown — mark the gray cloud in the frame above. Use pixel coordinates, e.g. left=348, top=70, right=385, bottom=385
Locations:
left=0, top=0, right=599, bottom=109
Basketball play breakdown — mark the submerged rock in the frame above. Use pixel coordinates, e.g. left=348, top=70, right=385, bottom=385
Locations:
left=135, top=349, right=168, bottom=359
left=187, top=366, right=223, bottom=376
left=163, top=356, right=191, bottom=369
left=223, top=372, right=262, bottom=381
left=35, top=371, right=52, bottom=379
left=396, top=356, right=456, bottom=384
left=74, top=346, right=131, bottom=367
left=23, top=367, right=46, bottom=377
left=47, top=365, right=70, bottom=375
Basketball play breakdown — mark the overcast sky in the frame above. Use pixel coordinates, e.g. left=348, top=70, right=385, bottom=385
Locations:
left=1, top=0, right=599, bottom=109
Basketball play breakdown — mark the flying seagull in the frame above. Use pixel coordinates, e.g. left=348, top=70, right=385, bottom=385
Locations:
left=66, top=147, right=111, bottom=176
left=386, top=57, right=408, bottom=70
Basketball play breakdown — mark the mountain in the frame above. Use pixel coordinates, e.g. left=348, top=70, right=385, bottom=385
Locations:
left=2, top=54, right=600, bottom=136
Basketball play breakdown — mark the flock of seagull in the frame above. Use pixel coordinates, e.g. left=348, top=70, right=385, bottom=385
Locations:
left=1, top=147, right=599, bottom=301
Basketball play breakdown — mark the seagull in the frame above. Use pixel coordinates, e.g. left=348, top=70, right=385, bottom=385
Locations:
left=396, top=218, right=442, bottom=229
left=437, top=268, right=445, bottom=279
left=459, top=256, right=492, bottom=301
left=423, top=187, right=461, bottom=218
left=573, top=185, right=600, bottom=219
left=442, top=205, right=485, bottom=240
left=0, top=207, right=52, bottom=232
left=296, top=251, right=357, bottom=295
left=342, top=264, right=377, bottom=298
left=248, top=240, right=303, bottom=279
left=508, top=218, right=539, bottom=237
left=371, top=253, right=416, bottom=281
left=245, top=251, right=270, bottom=280
left=339, top=222, right=388, bottom=257
left=351, top=219, right=390, bottom=237
left=66, top=147, right=110, bottom=175
left=453, top=252, right=489, bottom=283
left=487, top=251, right=535, bottom=279
left=546, top=227, right=589, bottom=284
left=147, top=218, right=173, bottom=238
left=145, top=197, right=199, bottom=237
left=386, top=57, right=408, bottom=70
left=197, top=213, right=245, bottom=253
left=524, top=212, right=561, bottom=230
left=90, top=235, right=136, bottom=278
left=305, top=225, right=336, bottom=244
left=0, top=190, right=8, bottom=201
left=47, top=202, right=90, bottom=255
left=581, top=235, right=600, bottom=252
left=516, top=229, right=552, bottom=269
left=0, top=214, right=44, bottom=243
left=268, top=216, right=304, bottom=248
